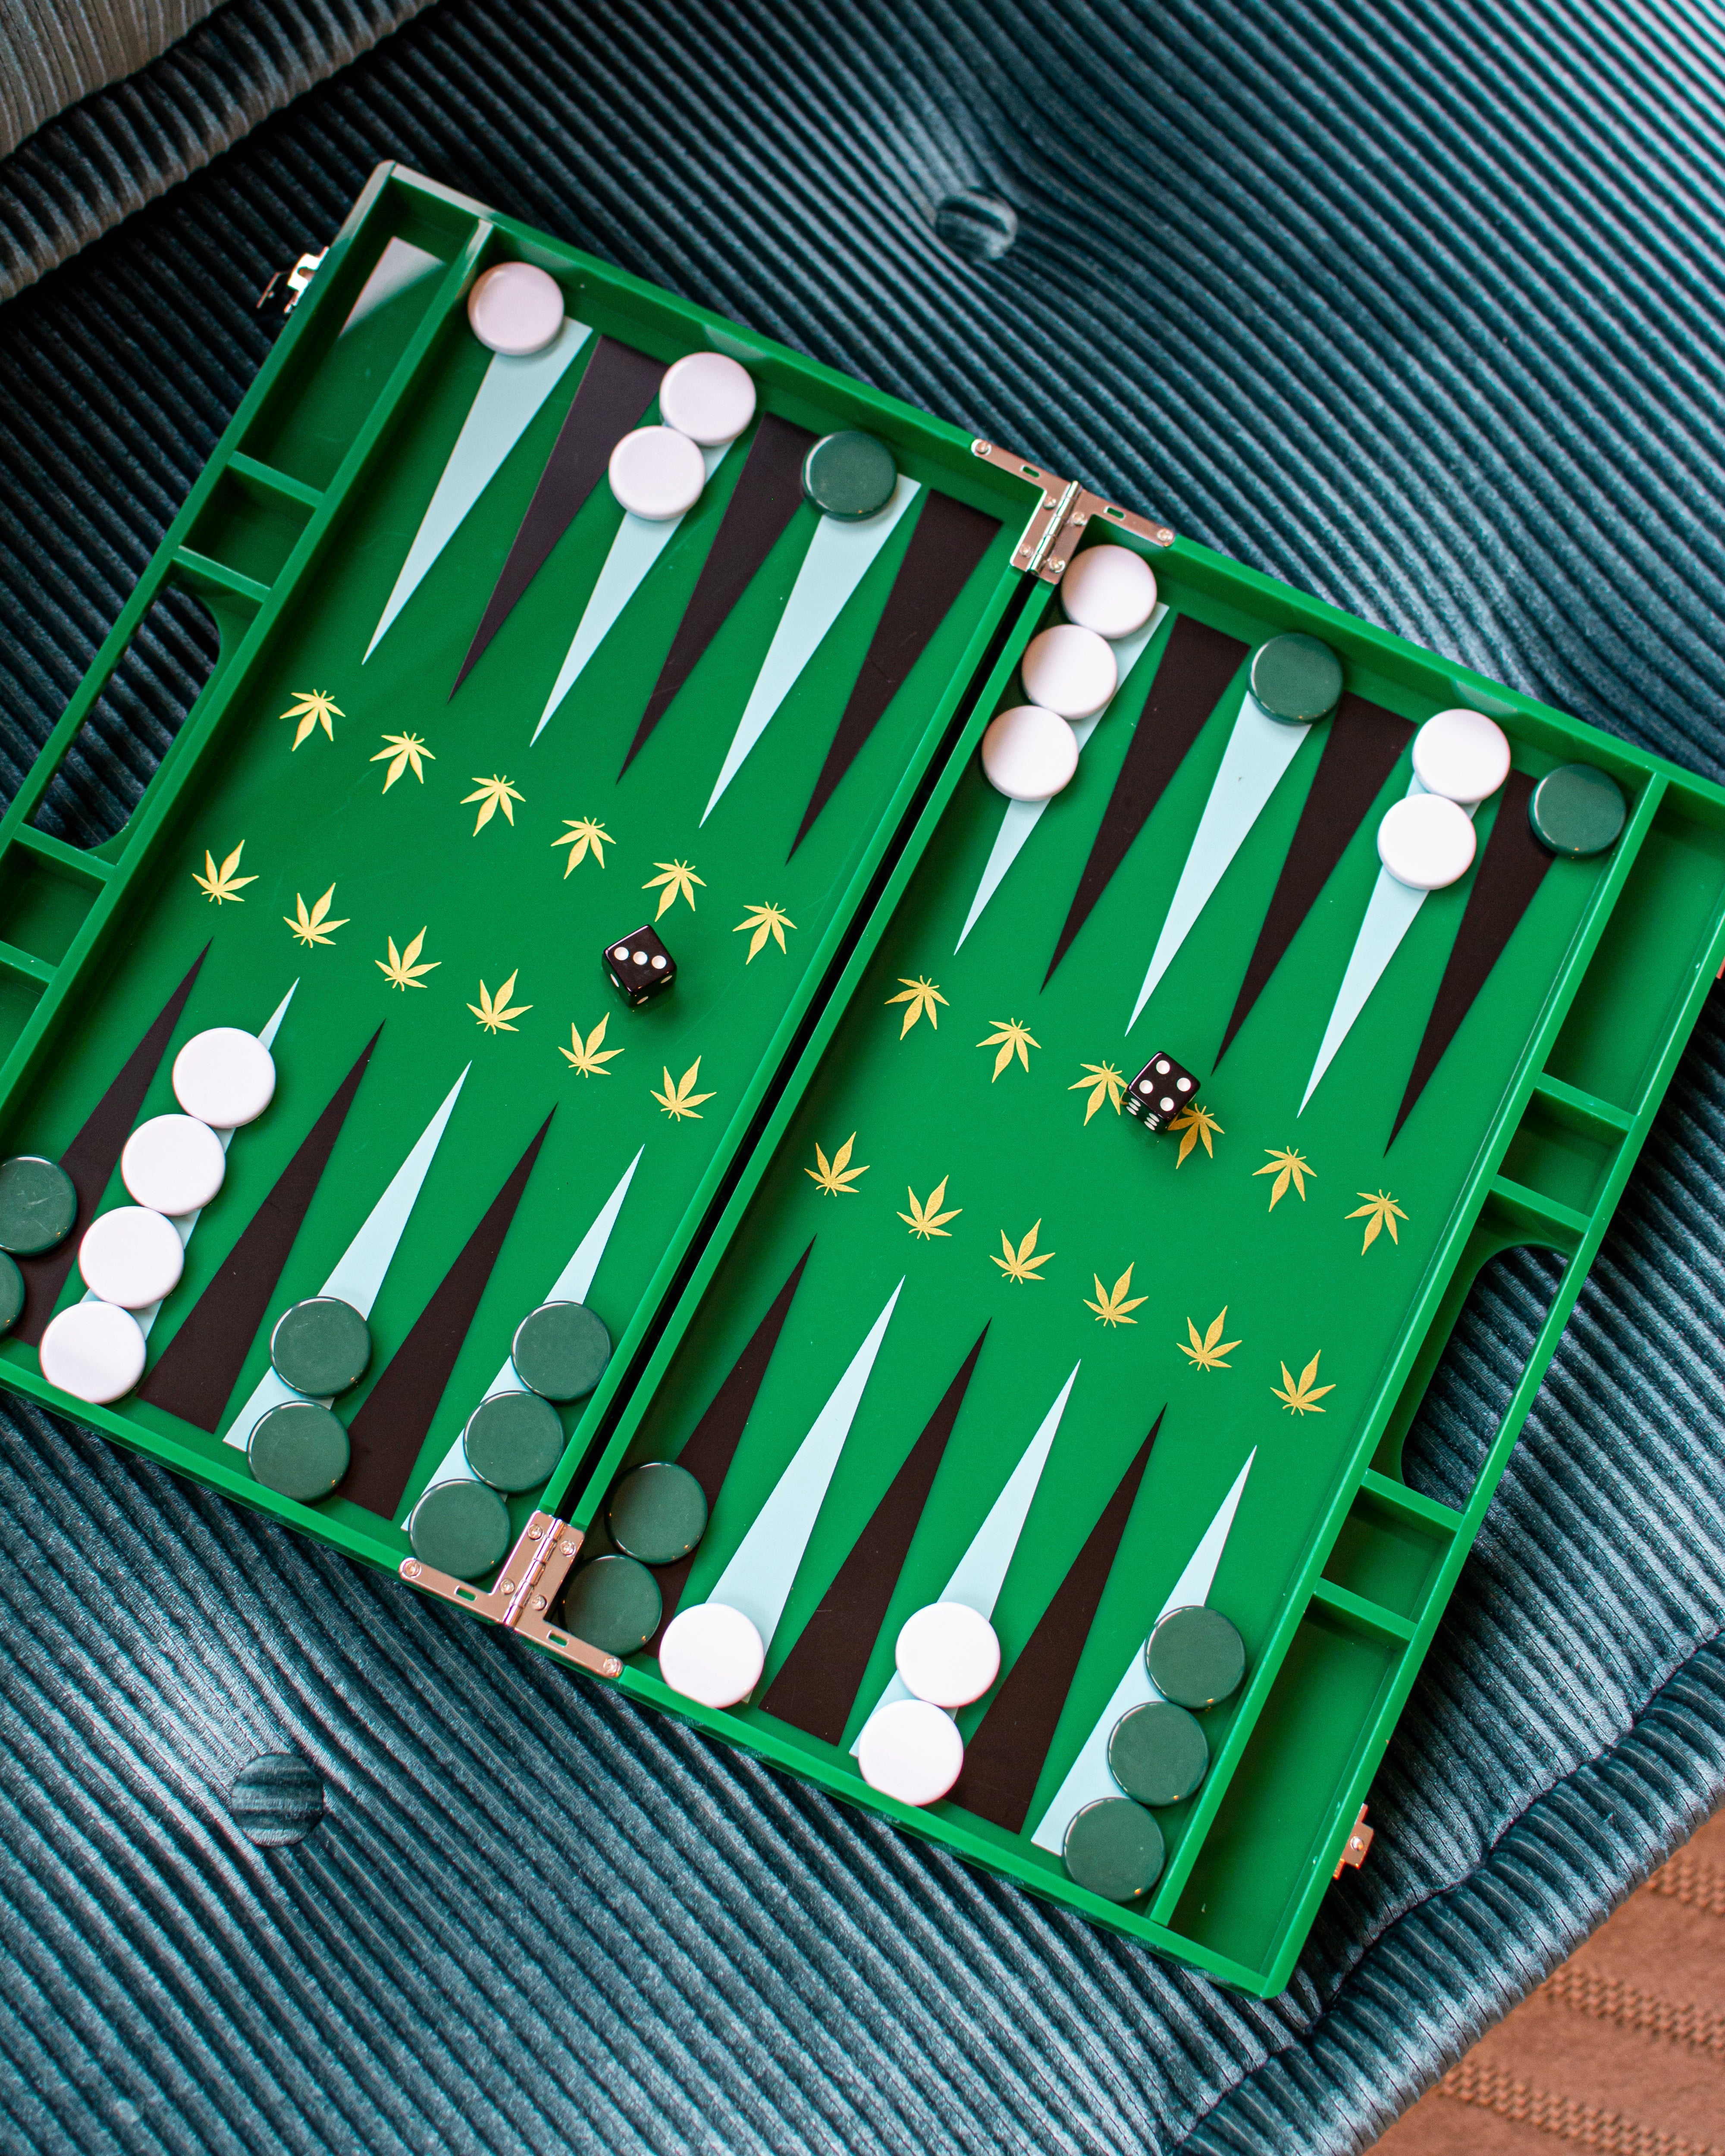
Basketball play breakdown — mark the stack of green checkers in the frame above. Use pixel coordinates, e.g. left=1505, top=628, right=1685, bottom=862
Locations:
left=1062, top=1605, right=1247, bottom=1905
left=404, top=1300, right=613, bottom=1580
left=248, top=1295, right=373, bottom=1502
left=0, top=1154, right=78, bottom=1334
left=561, top=1459, right=711, bottom=1655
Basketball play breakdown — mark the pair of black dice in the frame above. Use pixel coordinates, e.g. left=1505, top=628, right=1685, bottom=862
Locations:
left=603, top=925, right=676, bottom=1008
left=1125, top=1051, right=1199, bottom=1133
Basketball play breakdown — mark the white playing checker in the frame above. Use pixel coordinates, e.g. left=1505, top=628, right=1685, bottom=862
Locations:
left=172, top=1028, right=276, bottom=1128
left=1020, top=624, right=1118, bottom=719
left=78, top=1206, right=186, bottom=1309
left=40, top=1300, right=148, bottom=1405
left=659, top=351, right=756, bottom=445
left=980, top=704, right=1079, bottom=802
left=855, top=1698, right=965, bottom=1807
left=895, top=1601, right=1000, bottom=1709
left=609, top=425, right=706, bottom=520
left=1412, top=708, right=1512, bottom=804
left=658, top=1601, right=765, bottom=1708
left=1060, top=545, right=1158, bottom=639
left=1377, top=792, right=1477, bottom=890
left=121, top=1113, right=226, bottom=1216
left=466, top=262, right=564, bottom=356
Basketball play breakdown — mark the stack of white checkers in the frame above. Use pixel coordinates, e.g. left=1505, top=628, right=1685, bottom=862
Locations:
left=39, top=1028, right=276, bottom=1406
left=981, top=544, right=1159, bottom=804
left=1377, top=708, right=1513, bottom=890
left=658, top=1593, right=1001, bottom=1810
left=610, top=351, right=756, bottom=521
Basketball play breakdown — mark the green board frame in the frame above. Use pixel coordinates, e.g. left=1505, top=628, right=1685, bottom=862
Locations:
left=5, top=164, right=1725, bottom=1997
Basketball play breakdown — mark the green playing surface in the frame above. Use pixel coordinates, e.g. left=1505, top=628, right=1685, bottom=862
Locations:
left=4, top=166, right=1725, bottom=1997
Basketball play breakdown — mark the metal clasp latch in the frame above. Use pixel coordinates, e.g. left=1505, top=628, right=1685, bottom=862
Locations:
left=400, top=1509, right=622, bottom=1679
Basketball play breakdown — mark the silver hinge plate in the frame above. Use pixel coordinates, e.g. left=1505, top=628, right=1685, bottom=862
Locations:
left=257, top=248, right=327, bottom=318
left=972, top=440, right=1174, bottom=579
left=400, top=1509, right=622, bottom=1678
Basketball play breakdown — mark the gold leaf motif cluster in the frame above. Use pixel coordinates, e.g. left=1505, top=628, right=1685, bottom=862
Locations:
left=992, top=1219, right=1054, bottom=1283
left=1348, top=1190, right=1407, bottom=1252
left=469, top=971, right=531, bottom=1034
left=899, top=1177, right=960, bottom=1239
left=1179, top=1309, right=1240, bottom=1370
left=561, top=1015, right=621, bottom=1076
left=735, top=902, right=795, bottom=961
left=285, top=885, right=348, bottom=948
left=978, top=1017, right=1039, bottom=1081
left=193, top=842, right=255, bottom=904
left=886, top=976, right=946, bottom=1037
left=1071, top=1061, right=1125, bottom=1123
left=372, top=732, right=433, bottom=790
left=1086, top=1265, right=1146, bottom=1327
left=1256, top=1145, right=1314, bottom=1209
left=554, top=817, right=611, bottom=873
left=1273, top=1352, right=1333, bottom=1416
left=807, top=1133, right=868, bottom=1195
left=464, top=774, right=524, bottom=833
left=654, top=1059, right=713, bottom=1122
left=644, top=859, right=703, bottom=918
left=377, top=928, right=438, bottom=990
left=1170, top=1103, right=1223, bottom=1166
left=280, top=689, right=341, bottom=749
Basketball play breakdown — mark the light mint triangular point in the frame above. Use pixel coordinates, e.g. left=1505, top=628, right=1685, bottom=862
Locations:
left=363, top=317, right=593, bottom=662
left=955, top=606, right=1167, bottom=953
left=1298, top=780, right=1478, bottom=1113
left=851, top=1362, right=1080, bottom=1746
left=701, top=476, right=921, bottom=824
left=1029, top=1448, right=1256, bottom=1855
left=531, top=443, right=731, bottom=744
left=222, top=1065, right=471, bottom=1447
left=1126, top=694, right=1310, bottom=1032
left=423, top=1145, right=645, bottom=1492
left=703, top=1279, right=904, bottom=1651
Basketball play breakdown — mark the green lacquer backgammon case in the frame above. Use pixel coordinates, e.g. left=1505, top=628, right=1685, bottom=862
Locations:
left=3, top=164, right=1722, bottom=1997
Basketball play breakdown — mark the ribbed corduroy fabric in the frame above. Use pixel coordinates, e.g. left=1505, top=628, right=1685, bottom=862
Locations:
left=1, top=3, right=1724, bottom=2151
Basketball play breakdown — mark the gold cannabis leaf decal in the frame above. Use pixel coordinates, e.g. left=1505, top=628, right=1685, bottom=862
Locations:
left=992, top=1219, right=1054, bottom=1284
left=284, top=885, right=348, bottom=948
left=463, top=774, right=524, bottom=833
left=886, top=976, right=947, bottom=1037
left=978, top=1017, right=1040, bottom=1081
left=560, top=1015, right=622, bottom=1076
left=371, top=731, right=433, bottom=790
left=280, top=689, right=341, bottom=748
left=653, top=1058, right=714, bottom=1122
left=1273, top=1352, right=1335, bottom=1416
left=553, top=817, right=612, bottom=874
left=1347, top=1190, right=1408, bottom=1253
left=899, top=1177, right=960, bottom=1239
left=1071, top=1061, right=1126, bottom=1124
left=807, top=1132, right=869, bottom=1195
left=469, top=971, right=531, bottom=1034
left=377, top=928, right=438, bottom=990
left=1171, top=1103, right=1224, bottom=1166
left=643, top=859, right=704, bottom=918
left=1255, top=1145, right=1314, bottom=1210
left=735, top=902, right=795, bottom=961
left=192, top=842, right=256, bottom=904
left=1086, top=1265, right=1148, bottom=1328
left=1179, top=1308, right=1241, bottom=1371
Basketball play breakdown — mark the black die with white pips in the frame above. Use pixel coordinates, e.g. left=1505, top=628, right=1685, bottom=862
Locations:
left=602, top=924, right=675, bottom=1007
left=1125, top=1051, right=1199, bottom=1133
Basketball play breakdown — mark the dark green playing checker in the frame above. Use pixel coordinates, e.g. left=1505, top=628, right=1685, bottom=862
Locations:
left=270, top=1297, right=371, bottom=1396
left=1147, top=1606, right=1246, bottom=1710
left=1530, top=762, right=1627, bottom=857
left=408, top=1480, right=511, bottom=1579
left=511, top=1302, right=611, bottom=1401
left=0, top=1253, right=22, bottom=1337
left=462, top=1390, right=565, bottom=1492
left=0, top=1155, right=76, bottom=1255
left=1249, top=631, right=1343, bottom=723
left=802, top=430, right=897, bottom=520
left=248, top=1401, right=350, bottom=1502
left=1107, top=1701, right=1209, bottom=1807
left=606, top=1461, right=708, bottom=1565
left=1063, top=1798, right=1164, bottom=1904
left=562, top=1554, right=662, bottom=1656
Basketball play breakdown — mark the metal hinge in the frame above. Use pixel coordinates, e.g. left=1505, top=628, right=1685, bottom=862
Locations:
left=1333, top=1802, right=1374, bottom=1878
left=972, top=440, right=1174, bottom=580
left=257, top=248, right=328, bottom=320
left=400, top=1509, right=623, bottom=1679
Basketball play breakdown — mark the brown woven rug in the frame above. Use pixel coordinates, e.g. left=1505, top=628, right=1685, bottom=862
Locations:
left=1376, top=1809, right=1725, bottom=2154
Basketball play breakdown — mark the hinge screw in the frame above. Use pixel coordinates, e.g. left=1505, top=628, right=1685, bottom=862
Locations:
left=532, top=1595, right=547, bottom=1612
left=528, top=1525, right=543, bottom=1542
left=499, top=1579, right=516, bottom=1595
left=1048, top=558, right=1066, bottom=573
left=403, top=1560, right=421, bottom=1579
